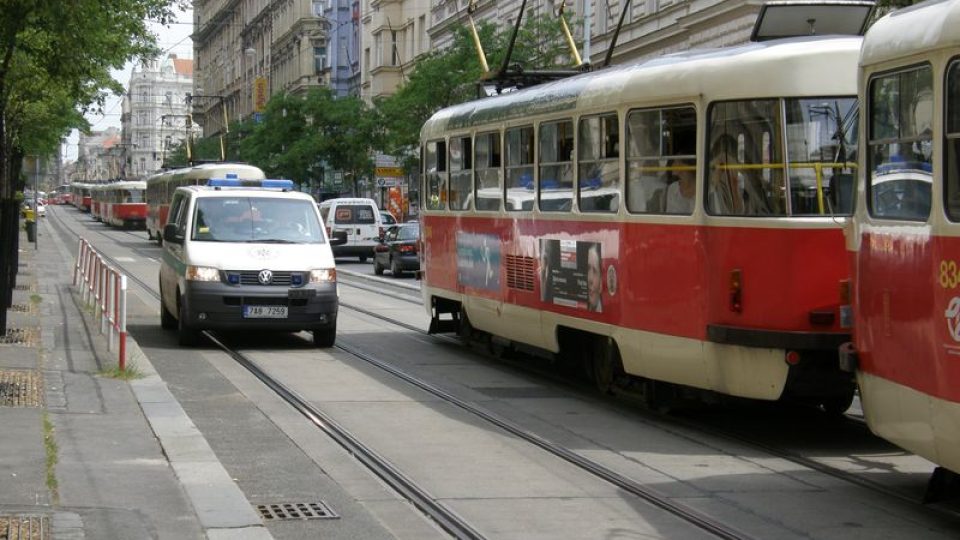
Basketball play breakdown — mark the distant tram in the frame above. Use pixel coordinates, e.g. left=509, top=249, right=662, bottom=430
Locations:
left=70, top=183, right=92, bottom=212
left=845, top=0, right=960, bottom=492
left=99, top=181, right=147, bottom=228
left=145, top=163, right=266, bottom=243
left=420, top=23, right=865, bottom=411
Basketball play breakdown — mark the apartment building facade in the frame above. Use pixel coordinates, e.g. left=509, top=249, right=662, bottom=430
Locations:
left=120, top=54, right=195, bottom=177
left=193, top=0, right=362, bottom=137
left=359, top=0, right=764, bottom=101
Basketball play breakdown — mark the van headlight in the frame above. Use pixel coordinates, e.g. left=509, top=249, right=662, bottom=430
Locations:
left=186, top=265, right=221, bottom=282
left=310, top=268, right=336, bottom=283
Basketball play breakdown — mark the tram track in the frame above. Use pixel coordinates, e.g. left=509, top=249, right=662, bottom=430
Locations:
left=47, top=204, right=957, bottom=536
left=47, top=204, right=755, bottom=539
left=337, top=279, right=960, bottom=521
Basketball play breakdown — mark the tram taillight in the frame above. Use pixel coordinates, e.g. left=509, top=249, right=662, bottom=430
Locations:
left=729, top=269, right=742, bottom=313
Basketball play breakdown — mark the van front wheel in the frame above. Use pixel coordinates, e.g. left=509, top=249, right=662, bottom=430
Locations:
left=313, top=326, right=336, bottom=347
left=359, top=254, right=368, bottom=262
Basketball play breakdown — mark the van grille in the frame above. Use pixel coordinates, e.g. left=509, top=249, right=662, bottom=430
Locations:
left=231, top=271, right=299, bottom=286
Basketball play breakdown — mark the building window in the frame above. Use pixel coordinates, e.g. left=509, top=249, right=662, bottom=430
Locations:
left=314, top=46, right=326, bottom=73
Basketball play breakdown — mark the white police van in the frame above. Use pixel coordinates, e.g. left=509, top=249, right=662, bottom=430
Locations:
left=318, top=197, right=383, bottom=261
left=159, top=178, right=338, bottom=347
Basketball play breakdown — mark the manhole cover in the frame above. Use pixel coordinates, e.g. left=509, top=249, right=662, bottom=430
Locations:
left=0, top=514, right=50, bottom=539
left=0, top=328, right=39, bottom=346
left=256, top=502, right=338, bottom=521
left=9, top=304, right=32, bottom=313
left=0, top=371, right=43, bottom=407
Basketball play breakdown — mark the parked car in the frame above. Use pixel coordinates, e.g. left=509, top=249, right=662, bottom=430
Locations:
left=380, top=210, right=398, bottom=225
left=373, top=223, right=420, bottom=277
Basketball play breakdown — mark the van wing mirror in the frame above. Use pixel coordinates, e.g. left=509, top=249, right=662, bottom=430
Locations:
left=163, top=223, right=184, bottom=244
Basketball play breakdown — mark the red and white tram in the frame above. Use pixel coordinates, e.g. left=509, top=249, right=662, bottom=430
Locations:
left=846, top=0, right=960, bottom=489
left=420, top=30, right=864, bottom=410
left=100, top=181, right=147, bottom=229
left=145, top=163, right=265, bottom=243
left=90, top=184, right=108, bottom=222
left=71, top=183, right=92, bottom=212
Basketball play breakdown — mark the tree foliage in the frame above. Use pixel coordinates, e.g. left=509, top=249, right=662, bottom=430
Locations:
left=166, top=89, right=380, bottom=195
left=0, top=0, right=184, bottom=332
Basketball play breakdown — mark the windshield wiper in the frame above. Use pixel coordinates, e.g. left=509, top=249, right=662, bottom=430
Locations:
left=247, top=238, right=298, bottom=244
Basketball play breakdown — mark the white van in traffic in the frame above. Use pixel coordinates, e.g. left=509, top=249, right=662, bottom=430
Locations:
left=159, top=179, right=338, bottom=347
left=318, top=197, right=383, bottom=261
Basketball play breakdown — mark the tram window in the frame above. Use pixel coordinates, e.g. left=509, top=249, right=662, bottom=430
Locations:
left=449, top=136, right=472, bottom=211
left=944, top=60, right=960, bottom=220
left=539, top=120, right=574, bottom=212
left=707, top=100, right=785, bottom=216
left=868, top=66, right=933, bottom=221
left=125, top=189, right=144, bottom=203
left=424, top=140, right=447, bottom=211
left=578, top=114, right=620, bottom=213
left=784, top=97, right=858, bottom=215
left=474, top=131, right=502, bottom=212
left=626, top=106, right=696, bottom=215
left=505, top=126, right=534, bottom=212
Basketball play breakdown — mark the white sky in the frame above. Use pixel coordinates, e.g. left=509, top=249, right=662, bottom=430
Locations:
left=64, top=6, right=194, bottom=162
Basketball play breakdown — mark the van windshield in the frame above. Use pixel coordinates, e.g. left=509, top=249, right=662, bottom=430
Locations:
left=333, top=204, right=376, bottom=224
left=192, top=197, right=326, bottom=244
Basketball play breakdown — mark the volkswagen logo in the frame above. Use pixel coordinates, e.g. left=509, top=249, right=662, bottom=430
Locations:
left=258, top=269, right=273, bottom=285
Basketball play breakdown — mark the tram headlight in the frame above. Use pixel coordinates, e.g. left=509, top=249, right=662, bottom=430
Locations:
left=186, top=265, right=221, bottom=282
left=310, top=268, right=337, bottom=283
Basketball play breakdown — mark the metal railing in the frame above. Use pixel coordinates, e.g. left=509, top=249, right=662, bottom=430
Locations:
left=72, top=238, right=128, bottom=370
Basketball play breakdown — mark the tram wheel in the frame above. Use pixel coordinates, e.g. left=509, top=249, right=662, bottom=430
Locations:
left=819, top=389, right=855, bottom=416
left=591, top=337, right=624, bottom=395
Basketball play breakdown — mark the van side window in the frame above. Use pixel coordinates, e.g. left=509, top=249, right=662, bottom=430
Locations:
left=626, top=106, right=697, bottom=215
left=449, top=135, right=472, bottom=211
left=425, top=140, right=447, bottom=210
left=869, top=65, right=933, bottom=221
left=474, top=131, right=502, bottom=212
left=578, top=113, right=620, bottom=213
left=169, top=194, right=186, bottom=232
left=505, top=126, right=534, bottom=211
left=539, top=119, right=574, bottom=212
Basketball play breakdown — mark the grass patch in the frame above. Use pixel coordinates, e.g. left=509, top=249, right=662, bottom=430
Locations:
left=30, top=293, right=42, bottom=304
left=98, top=363, right=144, bottom=381
left=42, top=412, right=59, bottom=505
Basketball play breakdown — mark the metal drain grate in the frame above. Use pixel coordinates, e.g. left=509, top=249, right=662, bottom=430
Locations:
left=0, top=370, right=44, bottom=407
left=0, top=328, right=39, bottom=346
left=0, top=514, right=51, bottom=540
left=9, top=304, right=32, bottom=313
left=13, top=284, right=31, bottom=291
left=256, top=502, right=338, bottom=521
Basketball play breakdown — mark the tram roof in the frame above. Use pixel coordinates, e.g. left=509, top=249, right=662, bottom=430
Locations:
left=860, top=0, right=960, bottom=67
left=422, top=35, right=862, bottom=138
left=147, top=162, right=266, bottom=183
left=105, top=180, right=146, bottom=190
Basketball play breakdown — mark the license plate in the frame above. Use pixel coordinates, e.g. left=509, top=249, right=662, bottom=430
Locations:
left=242, top=305, right=288, bottom=318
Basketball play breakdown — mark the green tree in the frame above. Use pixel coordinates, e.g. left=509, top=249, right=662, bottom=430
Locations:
left=0, top=0, right=182, bottom=332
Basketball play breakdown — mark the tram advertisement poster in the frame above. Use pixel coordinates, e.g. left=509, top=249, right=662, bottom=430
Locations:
left=456, top=232, right=501, bottom=291
left=540, top=239, right=602, bottom=312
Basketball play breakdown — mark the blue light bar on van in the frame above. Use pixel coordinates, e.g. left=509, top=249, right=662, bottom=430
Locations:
left=207, top=178, right=295, bottom=189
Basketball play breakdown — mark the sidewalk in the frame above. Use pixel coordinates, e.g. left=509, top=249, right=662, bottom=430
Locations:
left=0, top=220, right=271, bottom=539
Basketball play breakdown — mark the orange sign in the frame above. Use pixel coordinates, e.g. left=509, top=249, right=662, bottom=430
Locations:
left=254, top=77, right=268, bottom=113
